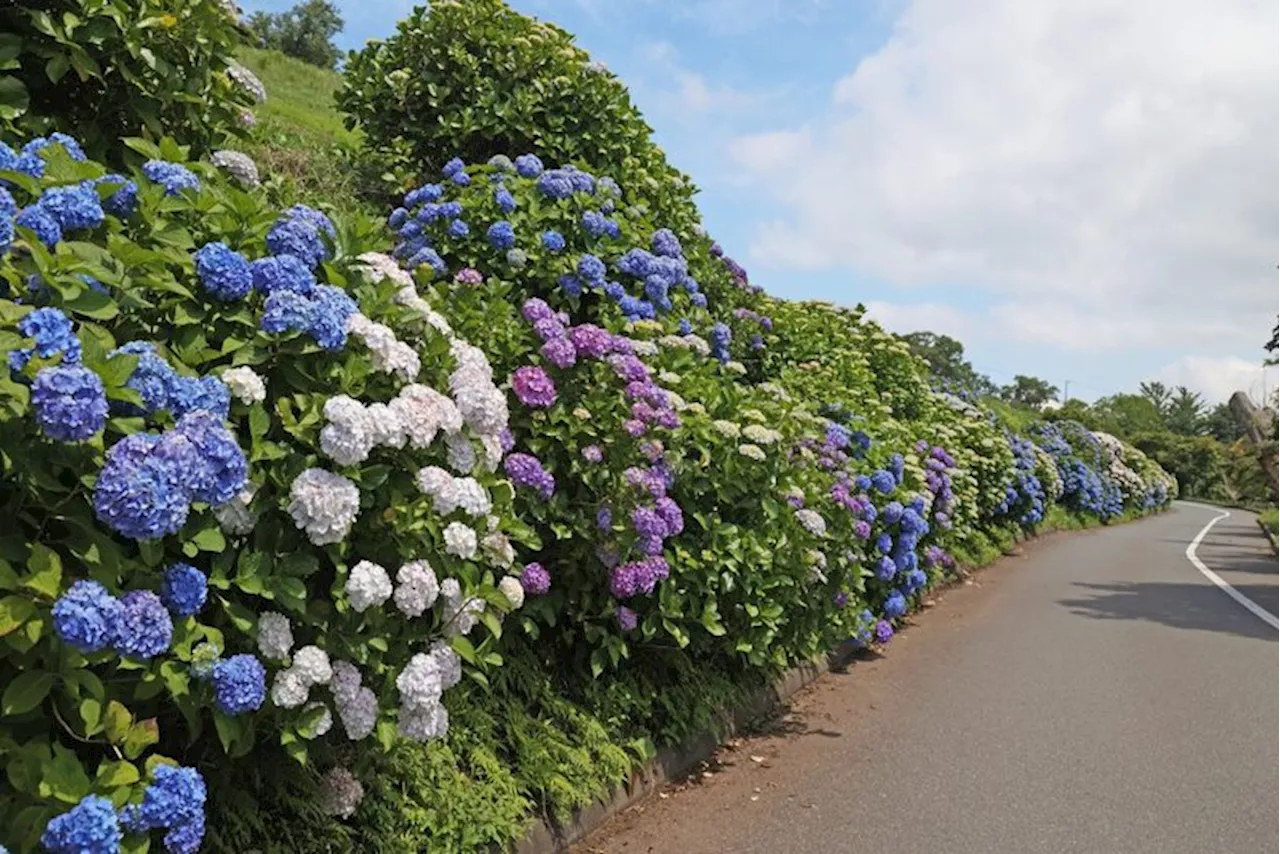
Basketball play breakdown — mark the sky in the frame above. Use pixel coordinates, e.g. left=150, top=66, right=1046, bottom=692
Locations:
left=240, top=0, right=1280, bottom=405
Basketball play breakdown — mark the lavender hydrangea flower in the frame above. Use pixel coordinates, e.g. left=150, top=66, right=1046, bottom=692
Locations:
left=520, top=562, right=550, bottom=595
left=616, top=605, right=638, bottom=632
left=503, top=453, right=555, bottom=499
left=32, top=365, right=107, bottom=442
left=511, top=365, right=557, bottom=408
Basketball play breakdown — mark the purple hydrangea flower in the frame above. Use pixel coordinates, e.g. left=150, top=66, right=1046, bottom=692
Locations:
left=520, top=562, right=551, bottom=595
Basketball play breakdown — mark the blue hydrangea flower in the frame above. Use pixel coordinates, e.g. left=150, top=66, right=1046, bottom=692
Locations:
left=604, top=218, right=621, bottom=239
left=678, top=319, right=692, bottom=335
left=32, top=365, right=108, bottom=441
left=407, top=247, right=446, bottom=276
left=442, top=157, right=465, bottom=177
left=1, top=141, right=45, bottom=178
left=870, top=470, right=896, bottom=494
left=111, top=341, right=173, bottom=414
left=404, top=183, right=443, bottom=206
left=874, top=556, right=897, bottom=581
left=883, top=591, right=908, bottom=619
left=164, top=813, right=206, bottom=854
left=535, top=171, right=573, bottom=199
left=194, top=241, right=252, bottom=301
left=495, top=187, right=516, bottom=213
left=212, top=653, right=266, bottom=715
left=93, top=174, right=139, bottom=218
left=113, top=590, right=173, bottom=659
left=905, top=568, right=928, bottom=593
left=582, top=210, right=608, bottom=238
left=875, top=533, right=893, bottom=555
left=447, top=218, right=470, bottom=238
left=261, top=289, right=315, bottom=335
left=882, top=501, right=904, bottom=525
left=40, top=795, right=121, bottom=854
left=24, top=133, right=87, bottom=162
left=138, top=764, right=206, bottom=836
left=93, top=433, right=190, bottom=540
left=577, top=254, right=606, bottom=283
left=308, top=285, right=358, bottom=350
left=690, top=293, right=707, bottom=308
left=388, top=207, right=409, bottom=228
left=15, top=205, right=62, bottom=247
left=651, top=228, right=682, bottom=258
left=617, top=248, right=654, bottom=278
left=486, top=220, right=516, bottom=250
left=10, top=307, right=82, bottom=371
left=142, top=160, right=200, bottom=196
left=603, top=281, right=625, bottom=301
left=167, top=374, right=231, bottom=421
left=558, top=274, right=583, bottom=298
left=515, top=153, right=544, bottom=177
left=161, top=563, right=208, bottom=616
left=541, top=230, right=565, bottom=252
left=564, top=167, right=595, bottom=194
left=438, top=201, right=462, bottom=218
left=250, top=254, right=315, bottom=295
left=266, top=217, right=327, bottom=269
left=176, top=410, right=247, bottom=505
left=451, top=171, right=471, bottom=186
left=52, top=580, right=122, bottom=653
left=38, top=183, right=104, bottom=231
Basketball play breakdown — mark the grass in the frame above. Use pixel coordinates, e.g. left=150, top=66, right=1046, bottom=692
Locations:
left=1261, top=506, right=1278, bottom=534
left=234, top=47, right=381, bottom=220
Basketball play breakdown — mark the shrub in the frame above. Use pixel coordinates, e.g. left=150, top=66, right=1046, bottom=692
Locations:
left=0, top=0, right=254, bottom=166
left=337, top=0, right=701, bottom=231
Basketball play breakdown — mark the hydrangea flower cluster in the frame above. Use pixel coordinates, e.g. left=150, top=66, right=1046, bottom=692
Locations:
left=51, top=580, right=173, bottom=660
left=31, top=364, right=108, bottom=441
left=119, top=764, right=207, bottom=853
left=110, top=341, right=230, bottom=420
left=995, top=433, right=1046, bottom=526
left=395, top=641, right=461, bottom=742
left=287, top=467, right=361, bottom=545
left=93, top=410, right=247, bottom=540
left=9, top=306, right=82, bottom=371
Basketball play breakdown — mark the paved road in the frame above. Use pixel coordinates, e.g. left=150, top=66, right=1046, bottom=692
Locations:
left=575, top=502, right=1278, bottom=854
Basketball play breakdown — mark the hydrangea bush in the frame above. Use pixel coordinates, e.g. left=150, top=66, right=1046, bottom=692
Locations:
left=0, top=134, right=541, bottom=851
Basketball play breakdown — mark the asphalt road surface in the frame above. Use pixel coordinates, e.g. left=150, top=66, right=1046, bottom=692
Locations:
left=575, top=502, right=1279, bottom=854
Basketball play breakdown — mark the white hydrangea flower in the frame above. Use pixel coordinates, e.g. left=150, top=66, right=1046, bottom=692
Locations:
left=743, top=424, right=782, bottom=445
left=396, top=652, right=444, bottom=709
left=227, top=61, right=267, bottom=103
left=498, top=576, right=525, bottom=609
left=482, top=532, right=515, bottom=569
left=485, top=514, right=500, bottom=532
left=724, top=361, right=747, bottom=375
left=270, top=668, right=309, bottom=709
left=345, top=560, right=392, bottom=613
left=657, top=335, right=687, bottom=350
left=336, top=686, right=377, bottom=740
left=433, top=477, right=490, bottom=517
left=391, top=384, right=462, bottom=448
left=304, top=701, right=333, bottom=737
left=795, top=509, right=828, bottom=538
left=394, top=560, right=439, bottom=618
left=348, top=316, right=421, bottom=382
left=478, top=433, right=504, bottom=472
left=738, top=443, right=766, bottom=461
left=632, top=340, right=659, bottom=357
left=430, top=640, right=462, bottom=690
left=256, top=611, right=293, bottom=661
left=713, top=420, right=742, bottom=438
left=443, top=522, right=478, bottom=559
left=320, top=395, right=376, bottom=466
left=683, top=334, right=711, bottom=356
left=365, top=402, right=406, bottom=449
left=440, top=578, right=483, bottom=636
left=220, top=365, right=266, bottom=404
left=685, top=402, right=707, bottom=416
left=292, top=645, right=333, bottom=686
left=446, top=432, right=477, bottom=474
left=357, top=252, right=415, bottom=289
left=416, top=465, right=454, bottom=497
left=211, top=150, right=260, bottom=189
left=214, top=485, right=259, bottom=536
left=288, top=468, right=360, bottom=545
left=328, top=661, right=362, bottom=705
left=658, top=371, right=682, bottom=385
left=319, top=767, right=364, bottom=820
left=398, top=701, right=449, bottom=742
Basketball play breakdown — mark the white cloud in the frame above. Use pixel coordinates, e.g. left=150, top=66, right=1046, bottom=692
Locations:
left=863, top=300, right=975, bottom=341
left=729, top=0, right=1278, bottom=354
left=1152, top=355, right=1278, bottom=406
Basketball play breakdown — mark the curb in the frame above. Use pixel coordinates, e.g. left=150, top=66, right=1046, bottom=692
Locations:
left=1257, top=517, right=1279, bottom=555
left=512, top=638, right=862, bottom=854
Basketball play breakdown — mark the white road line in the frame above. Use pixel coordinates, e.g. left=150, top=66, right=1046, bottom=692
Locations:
left=1185, top=509, right=1279, bottom=631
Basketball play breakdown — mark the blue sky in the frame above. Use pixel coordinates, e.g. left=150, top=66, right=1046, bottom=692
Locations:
left=240, top=0, right=1279, bottom=405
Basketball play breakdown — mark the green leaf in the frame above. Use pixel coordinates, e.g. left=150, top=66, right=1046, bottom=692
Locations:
left=79, top=697, right=102, bottom=734
left=104, top=699, right=133, bottom=744
left=192, top=526, right=225, bottom=552
left=0, top=76, right=30, bottom=120
left=96, top=352, right=139, bottom=388
left=41, top=744, right=91, bottom=804
left=94, top=759, right=140, bottom=789
left=123, top=718, right=160, bottom=760
left=449, top=634, right=478, bottom=666
left=23, top=544, right=63, bottom=599
left=0, top=594, right=35, bottom=636
left=64, top=287, right=119, bottom=320
left=2, top=670, right=53, bottom=715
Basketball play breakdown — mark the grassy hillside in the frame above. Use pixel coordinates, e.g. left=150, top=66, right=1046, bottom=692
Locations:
left=235, top=47, right=378, bottom=218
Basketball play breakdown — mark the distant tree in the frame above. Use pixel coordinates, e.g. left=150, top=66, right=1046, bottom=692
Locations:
left=1164, top=386, right=1207, bottom=435
left=1138, top=381, right=1172, bottom=415
left=900, top=331, right=986, bottom=389
left=1204, top=402, right=1246, bottom=444
left=1090, top=394, right=1166, bottom=437
left=999, top=374, right=1059, bottom=408
left=1266, top=319, right=1278, bottom=366
left=248, top=0, right=343, bottom=70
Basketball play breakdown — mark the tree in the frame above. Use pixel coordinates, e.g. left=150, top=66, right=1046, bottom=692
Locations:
left=1204, top=402, right=1246, bottom=444
left=899, top=331, right=997, bottom=396
left=248, top=0, right=343, bottom=70
left=1265, top=319, right=1277, bottom=366
left=1164, top=386, right=1206, bottom=435
left=1090, top=394, right=1166, bottom=437
left=1138, top=381, right=1172, bottom=414
left=1000, top=375, right=1059, bottom=408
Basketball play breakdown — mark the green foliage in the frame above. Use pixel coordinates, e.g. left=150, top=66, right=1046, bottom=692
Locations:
left=247, top=0, right=344, bottom=71
left=337, top=0, right=700, bottom=228
left=999, top=374, right=1058, bottom=408
left=0, top=0, right=253, bottom=165
left=1260, top=506, right=1277, bottom=536
left=900, top=330, right=996, bottom=395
